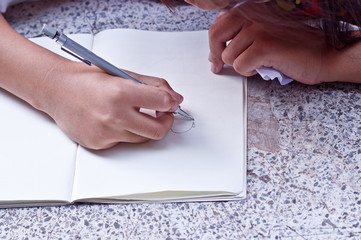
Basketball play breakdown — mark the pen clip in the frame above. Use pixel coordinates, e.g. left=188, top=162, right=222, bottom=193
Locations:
left=61, top=46, right=92, bottom=65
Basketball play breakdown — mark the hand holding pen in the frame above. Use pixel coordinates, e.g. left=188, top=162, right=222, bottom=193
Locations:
left=0, top=10, right=192, bottom=150
left=41, top=25, right=194, bottom=120
left=36, top=25, right=194, bottom=149
left=0, top=20, right=189, bottom=152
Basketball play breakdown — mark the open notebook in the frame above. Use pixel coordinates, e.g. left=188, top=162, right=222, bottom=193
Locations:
left=0, top=29, right=247, bottom=208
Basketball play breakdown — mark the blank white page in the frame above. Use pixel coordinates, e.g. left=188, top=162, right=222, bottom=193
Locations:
left=0, top=34, right=92, bottom=205
left=0, top=90, right=76, bottom=204
left=72, top=29, right=246, bottom=201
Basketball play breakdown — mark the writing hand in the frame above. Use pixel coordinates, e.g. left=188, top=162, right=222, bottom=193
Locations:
left=40, top=60, right=183, bottom=150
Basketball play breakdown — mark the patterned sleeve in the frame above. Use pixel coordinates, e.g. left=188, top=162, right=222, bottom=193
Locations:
left=274, top=0, right=321, bottom=16
left=274, top=0, right=361, bottom=25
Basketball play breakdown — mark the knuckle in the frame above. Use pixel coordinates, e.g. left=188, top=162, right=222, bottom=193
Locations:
left=208, top=24, right=219, bottom=41
left=101, top=111, right=126, bottom=129
left=221, top=50, right=233, bottom=65
left=112, top=81, right=128, bottom=97
left=151, top=125, right=168, bottom=140
left=155, top=77, right=168, bottom=87
left=159, top=91, right=173, bottom=110
left=131, top=137, right=149, bottom=144
left=85, top=143, right=106, bottom=150
left=254, top=37, right=272, bottom=54
left=81, top=134, right=109, bottom=150
left=94, top=107, right=113, bottom=123
left=233, top=60, right=245, bottom=75
left=100, top=112, right=116, bottom=125
left=150, top=114, right=173, bottom=140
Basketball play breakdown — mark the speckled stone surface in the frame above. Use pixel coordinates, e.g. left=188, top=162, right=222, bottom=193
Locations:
left=1, top=0, right=361, bottom=239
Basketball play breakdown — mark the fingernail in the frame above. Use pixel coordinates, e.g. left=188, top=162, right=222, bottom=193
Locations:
left=218, top=11, right=226, bottom=17
left=211, top=63, right=219, bottom=73
left=208, top=52, right=213, bottom=62
left=156, top=111, right=166, bottom=117
left=170, top=101, right=178, bottom=112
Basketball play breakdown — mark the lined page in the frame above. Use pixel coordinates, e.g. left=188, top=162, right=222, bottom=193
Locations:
left=72, top=29, right=246, bottom=201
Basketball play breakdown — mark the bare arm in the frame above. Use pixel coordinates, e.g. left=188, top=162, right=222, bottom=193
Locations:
left=0, top=13, right=67, bottom=110
left=0, top=14, right=183, bottom=149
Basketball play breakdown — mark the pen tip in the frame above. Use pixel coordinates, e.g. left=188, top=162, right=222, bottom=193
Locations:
left=174, top=107, right=194, bottom=121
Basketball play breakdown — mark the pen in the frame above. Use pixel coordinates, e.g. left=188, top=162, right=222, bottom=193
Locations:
left=40, top=24, right=194, bottom=120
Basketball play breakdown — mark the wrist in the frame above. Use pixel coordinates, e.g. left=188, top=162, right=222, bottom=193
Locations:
left=30, top=59, right=81, bottom=118
left=321, top=44, right=361, bottom=84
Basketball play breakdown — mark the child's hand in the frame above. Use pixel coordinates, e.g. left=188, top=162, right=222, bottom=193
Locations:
left=208, top=9, right=338, bottom=85
left=40, top=60, right=183, bottom=150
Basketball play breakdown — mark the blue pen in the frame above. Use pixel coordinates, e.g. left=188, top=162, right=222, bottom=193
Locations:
left=40, top=24, right=194, bottom=120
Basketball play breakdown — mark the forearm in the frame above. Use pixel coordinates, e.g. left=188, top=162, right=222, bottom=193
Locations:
left=326, top=40, right=361, bottom=83
left=0, top=14, right=69, bottom=112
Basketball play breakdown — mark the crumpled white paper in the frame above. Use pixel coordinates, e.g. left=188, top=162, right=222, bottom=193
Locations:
left=256, top=67, right=293, bottom=85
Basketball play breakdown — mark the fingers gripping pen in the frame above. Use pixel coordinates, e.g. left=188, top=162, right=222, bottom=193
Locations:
left=41, top=24, right=194, bottom=120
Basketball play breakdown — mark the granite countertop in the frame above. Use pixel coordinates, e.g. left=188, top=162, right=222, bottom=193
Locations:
left=1, top=0, right=361, bottom=239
